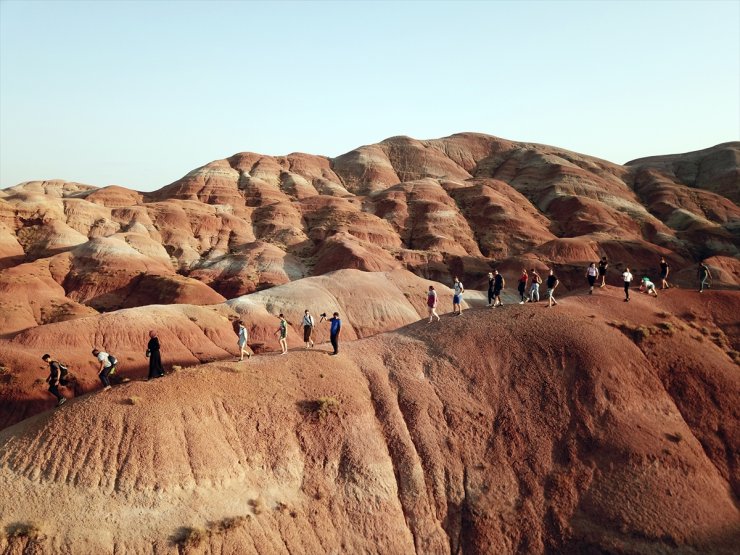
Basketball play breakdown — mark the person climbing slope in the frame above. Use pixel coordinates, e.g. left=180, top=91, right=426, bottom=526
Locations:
left=586, top=262, right=598, bottom=294
left=41, top=354, right=68, bottom=407
left=92, top=348, right=117, bottom=390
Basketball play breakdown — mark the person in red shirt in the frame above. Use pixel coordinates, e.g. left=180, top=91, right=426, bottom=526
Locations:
left=518, top=269, right=529, bottom=304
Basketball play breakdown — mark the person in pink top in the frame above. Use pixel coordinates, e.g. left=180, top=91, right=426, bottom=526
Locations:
left=427, top=285, right=441, bottom=323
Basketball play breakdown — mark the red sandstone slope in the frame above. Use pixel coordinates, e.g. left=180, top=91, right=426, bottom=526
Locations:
left=0, top=289, right=737, bottom=554
left=0, top=134, right=737, bottom=339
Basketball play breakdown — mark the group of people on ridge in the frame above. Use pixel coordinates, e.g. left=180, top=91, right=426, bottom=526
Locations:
left=40, top=256, right=714, bottom=408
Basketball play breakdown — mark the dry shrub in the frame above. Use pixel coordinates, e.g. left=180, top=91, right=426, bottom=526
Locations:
left=5, top=522, right=42, bottom=540
left=248, top=497, right=266, bottom=515
left=209, top=516, right=248, bottom=534
left=172, top=365, right=182, bottom=373
left=316, top=397, right=340, bottom=419
left=174, top=526, right=207, bottom=549
left=127, top=396, right=141, bottom=406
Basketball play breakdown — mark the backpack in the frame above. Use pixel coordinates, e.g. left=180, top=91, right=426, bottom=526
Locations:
left=108, top=354, right=118, bottom=372
left=58, top=362, right=69, bottom=379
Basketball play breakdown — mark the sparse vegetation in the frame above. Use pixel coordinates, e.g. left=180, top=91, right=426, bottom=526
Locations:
left=315, top=396, right=340, bottom=419
left=126, top=396, right=141, bottom=405
left=5, top=521, right=42, bottom=540
left=173, top=526, right=207, bottom=549
left=208, top=516, right=249, bottom=534
left=172, top=365, right=182, bottom=373
left=248, top=496, right=266, bottom=515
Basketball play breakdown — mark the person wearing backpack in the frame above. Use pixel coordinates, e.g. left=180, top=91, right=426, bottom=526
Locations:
left=302, top=310, right=315, bottom=348
left=41, top=354, right=68, bottom=407
left=92, top=348, right=117, bottom=390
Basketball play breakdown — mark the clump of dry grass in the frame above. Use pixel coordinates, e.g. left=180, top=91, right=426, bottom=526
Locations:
left=208, top=516, right=249, bottom=534
left=316, top=397, right=340, bottom=419
left=249, top=496, right=266, bottom=515
left=174, top=526, right=207, bottom=549
left=5, top=521, right=43, bottom=540
left=126, top=396, right=142, bottom=406
left=171, top=365, right=182, bottom=373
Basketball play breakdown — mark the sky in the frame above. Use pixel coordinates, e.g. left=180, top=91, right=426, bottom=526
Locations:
left=1, top=0, right=738, bottom=191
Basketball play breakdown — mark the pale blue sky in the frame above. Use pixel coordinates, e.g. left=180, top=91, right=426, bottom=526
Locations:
left=1, top=0, right=738, bottom=191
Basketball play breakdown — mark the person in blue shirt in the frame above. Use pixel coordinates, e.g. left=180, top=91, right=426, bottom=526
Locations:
left=328, top=312, right=341, bottom=355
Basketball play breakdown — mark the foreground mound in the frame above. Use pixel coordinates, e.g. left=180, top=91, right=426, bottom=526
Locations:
left=0, top=292, right=737, bottom=554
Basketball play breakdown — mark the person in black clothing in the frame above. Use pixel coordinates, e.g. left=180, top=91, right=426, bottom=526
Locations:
left=146, top=330, right=165, bottom=380
left=546, top=269, right=559, bottom=307
left=659, top=257, right=671, bottom=289
left=487, top=272, right=495, bottom=307
left=492, top=270, right=505, bottom=307
left=41, top=354, right=67, bottom=407
left=598, top=257, right=608, bottom=288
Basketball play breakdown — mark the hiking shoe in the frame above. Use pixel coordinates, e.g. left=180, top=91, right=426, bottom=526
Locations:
left=103, top=385, right=112, bottom=391
left=57, top=397, right=67, bottom=407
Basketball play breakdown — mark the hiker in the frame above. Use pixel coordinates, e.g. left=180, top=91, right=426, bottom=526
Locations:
left=698, top=262, right=712, bottom=292
left=640, top=277, right=658, bottom=297
left=41, top=354, right=67, bottom=407
left=659, top=257, right=671, bottom=289
left=327, top=312, right=341, bottom=355
left=518, top=269, right=529, bottom=304
left=302, top=309, right=315, bottom=348
left=452, top=277, right=464, bottom=315
left=92, top=348, right=117, bottom=390
left=492, top=269, right=505, bottom=307
left=546, top=269, right=559, bottom=307
left=146, top=330, right=165, bottom=379
left=275, top=314, right=288, bottom=355
left=235, top=320, right=251, bottom=361
left=487, top=272, right=495, bottom=307
left=598, top=256, right=608, bottom=287
left=622, top=267, right=633, bottom=302
left=529, top=269, right=542, bottom=303
left=427, top=285, right=441, bottom=322
left=586, top=262, right=599, bottom=294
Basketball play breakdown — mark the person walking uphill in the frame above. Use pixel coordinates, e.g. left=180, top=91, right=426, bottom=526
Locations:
left=586, top=262, right=598, bottom=294
left=92, top=349, right=117, bottom=390
left=328, top=312, right=341, bottom=355
left=623, top=268, right=633, bottom=302
left=146, top=330, right=165, bottom=379
left=275, top=314, right=289, bottom=355
left=452, top=277, right=464, bottom=315
left=41, top=354, right=68, bottom=407
left=427, top=285, right=441, bottom=322
left=518, top=269, right=529, bottom=304
left=302, top=310, right=315, bottom=348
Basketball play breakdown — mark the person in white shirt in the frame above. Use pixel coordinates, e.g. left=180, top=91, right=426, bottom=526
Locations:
left=302, top=309, right=315, bottom=348
left=92, top=348, right=116, bottom=390
left=586, top=262, right=599, bottom=295
left=622, top=268, right=633, bottom=302
left=640, top=277, right=658, bottom=297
